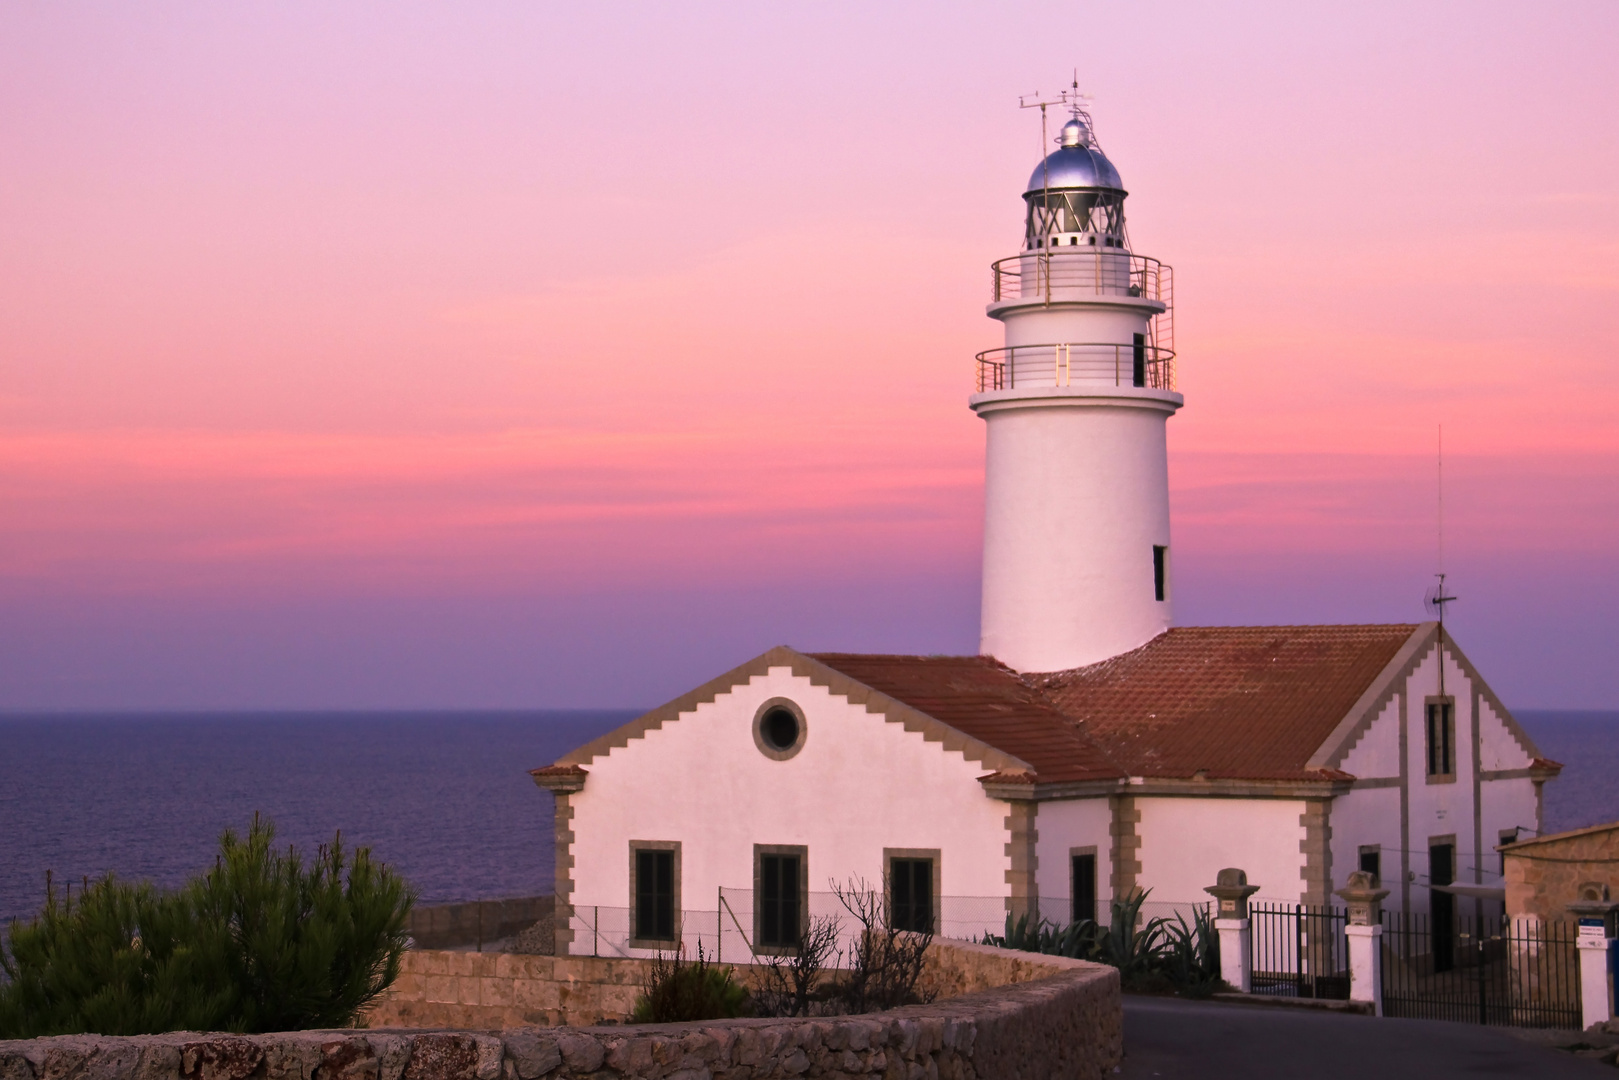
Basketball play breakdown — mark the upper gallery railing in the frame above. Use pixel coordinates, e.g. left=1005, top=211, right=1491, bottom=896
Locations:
left=990, top=251, right=1172, bottom=306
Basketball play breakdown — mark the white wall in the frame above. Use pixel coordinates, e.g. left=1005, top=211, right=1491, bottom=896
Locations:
left=1329, top=786, right=1405, bottom=910
left=566, top=666, right=1011, bottom=953
left=1338, top=697, right=1402, bottom=779
left=1136, top=797, right=1306, bottom=907
left=976, top=395, right=1176, bottom=672
left=1478, top=698, right=1534, bottom=773
left=1032, top=797, right=1113, bottom=918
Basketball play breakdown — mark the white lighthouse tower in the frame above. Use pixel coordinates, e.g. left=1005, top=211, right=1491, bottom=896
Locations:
left=973, top=98, right=1182, bottom=673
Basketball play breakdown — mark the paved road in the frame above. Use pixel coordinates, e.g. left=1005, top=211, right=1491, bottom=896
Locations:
left=1117, top=996, right=1612, bottom=1078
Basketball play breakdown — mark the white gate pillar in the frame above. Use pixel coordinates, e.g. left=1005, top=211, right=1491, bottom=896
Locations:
left=1568, top=885, right=1619, bottom=1031
left=1336, top=870, right=1390, bottom=1016
left=1205, top=868, right=1260, bottom=993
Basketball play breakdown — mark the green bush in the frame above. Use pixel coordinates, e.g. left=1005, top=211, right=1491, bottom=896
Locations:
left=0, top=815, right=414, bottom=1037
left=631, top=947, right=750, bottom=1023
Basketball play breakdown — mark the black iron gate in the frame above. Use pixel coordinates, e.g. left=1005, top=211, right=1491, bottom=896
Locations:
left=1250, top=902, right=1350, bottom=999
left=1380, top=911, right=1581, bottom=1028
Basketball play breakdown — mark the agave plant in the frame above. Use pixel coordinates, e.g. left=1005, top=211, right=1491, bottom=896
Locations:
left=981, top=910, right=1050, bottom=952
left=1160, top=905, right=1222, bottom=995
left=1092, top=889, right=1170, bottom=981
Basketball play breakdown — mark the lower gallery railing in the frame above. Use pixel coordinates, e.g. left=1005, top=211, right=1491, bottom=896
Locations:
left=975, top=343, right=1176, bottom=393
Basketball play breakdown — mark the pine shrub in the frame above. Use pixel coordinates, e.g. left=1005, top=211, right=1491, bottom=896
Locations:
left=0, top=815, right=414, bottom=1037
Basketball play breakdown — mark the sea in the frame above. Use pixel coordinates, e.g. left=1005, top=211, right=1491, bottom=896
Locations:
left=1, top=709, right=1615, bottom=929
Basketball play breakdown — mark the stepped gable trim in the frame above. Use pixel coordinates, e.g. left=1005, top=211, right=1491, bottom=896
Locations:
left=1309, top=624, right=1552, bottom=774
left=1441, top=632, right=1555, bottom=773
left=1308, top=623, right=1433, bottom=771
left=551, top=645, right=1031, bottom=774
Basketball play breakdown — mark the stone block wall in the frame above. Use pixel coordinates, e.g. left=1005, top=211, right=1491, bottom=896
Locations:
left=365, top=952, right=657, bottom=1029
left=367, top=939, right=1107, bottom=1033
left=0, top=943, right=1122, bottom=1080
left=1504, top=826, right=1619, bottom=922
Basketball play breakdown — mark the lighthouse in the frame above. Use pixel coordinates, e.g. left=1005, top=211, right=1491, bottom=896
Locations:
left=973, top=101, right=1182, bottom=673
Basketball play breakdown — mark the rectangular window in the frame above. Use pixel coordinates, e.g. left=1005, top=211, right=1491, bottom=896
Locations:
left=889, top=858, right=935, bottom=933
left=1153, top=546, right=1167, bottom=602
left=1425, top=699, right=1455, bottom=777
left=1072, top=852, right=1098, bottom=925
left=1358, top=845, right=1381, bottom=884
left=1132, top=332, right=1146, bottom=387
left=755, top=845, right=806, bottom=951
left=630, top=842, right=679, bottom=945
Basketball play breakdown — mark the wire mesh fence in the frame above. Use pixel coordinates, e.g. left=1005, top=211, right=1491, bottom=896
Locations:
left=559, top=890, right=1019, bottom=964
left=556, top=891, right=1225, bottom=964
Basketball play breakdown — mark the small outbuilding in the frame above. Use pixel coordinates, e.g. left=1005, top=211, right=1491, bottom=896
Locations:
left=1500, top=822, right=1619, bottom=923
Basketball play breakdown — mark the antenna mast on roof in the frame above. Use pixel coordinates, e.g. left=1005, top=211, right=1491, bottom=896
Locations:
left=1424, top=424, right=1457, bottom=697
left=1018, top=75, right=1094, bottom=248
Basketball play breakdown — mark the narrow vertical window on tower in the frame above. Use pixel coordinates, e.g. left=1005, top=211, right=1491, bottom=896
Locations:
left=1425, top=698, right=1455, bottom=778
left=1153, top=546, right=1167, bottom=602
left=1132, top=333, right=1146, bottom=387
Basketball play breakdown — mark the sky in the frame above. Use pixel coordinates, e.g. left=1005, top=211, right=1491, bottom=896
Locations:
left=1, top=2, right=1615, bottom=710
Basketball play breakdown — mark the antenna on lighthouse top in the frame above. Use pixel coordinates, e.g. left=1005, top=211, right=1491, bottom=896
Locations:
left=1018, top=76, right=1098, bottom=235
left=1018, top=77, right=1096, bottom=149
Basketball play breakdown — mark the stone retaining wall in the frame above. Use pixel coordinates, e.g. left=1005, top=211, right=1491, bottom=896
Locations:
left=0, top=944, right=1121, bottom=1080
left=366, top=951, right=655, bottom=1029
left=367, top=939, right=1109, bottom=1033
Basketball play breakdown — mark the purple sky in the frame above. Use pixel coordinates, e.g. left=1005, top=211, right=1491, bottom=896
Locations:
left=2, top=3, right=1616, bottom=710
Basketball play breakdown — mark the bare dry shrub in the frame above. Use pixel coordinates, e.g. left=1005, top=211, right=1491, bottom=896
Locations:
left=829, top=875, right=934, bottom=1013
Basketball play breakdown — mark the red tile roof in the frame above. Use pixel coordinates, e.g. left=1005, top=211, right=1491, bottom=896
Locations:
left=1035, top=625, right=1418, bottom=780
left=808, top=653, right=1125, bottom=783
left=815, top=624, right=1422, bottom=784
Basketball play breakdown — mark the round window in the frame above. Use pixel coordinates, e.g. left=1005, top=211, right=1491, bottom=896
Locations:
left=752, top=698, right=807, bottom=761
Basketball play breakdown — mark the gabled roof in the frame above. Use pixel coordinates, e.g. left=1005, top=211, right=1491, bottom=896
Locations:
left=807, top=654, right=1125, bottom=783
left=537, top=624, right=1547, bottom=791
left=546, top=645, right=1032, bottom=775
left=1033, top=625, right=1420, bottom=781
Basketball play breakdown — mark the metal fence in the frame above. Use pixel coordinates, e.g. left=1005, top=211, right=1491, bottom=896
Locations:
left=1380, top=911, right=1582, bottom=1028
left=1250, top=902, right=1350, bottom=1000
left=558, top=890, right=1017, bottom=964
left=974, top=343, right=1176, bottom=393
left=990, top=251, right=1172, bottom=309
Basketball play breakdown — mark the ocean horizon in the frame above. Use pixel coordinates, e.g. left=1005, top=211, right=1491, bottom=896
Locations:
left=2, top=708, right=1615, bottom=928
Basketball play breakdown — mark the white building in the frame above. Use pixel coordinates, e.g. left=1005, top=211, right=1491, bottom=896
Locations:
left=531, top=105, right=1560, bottom=958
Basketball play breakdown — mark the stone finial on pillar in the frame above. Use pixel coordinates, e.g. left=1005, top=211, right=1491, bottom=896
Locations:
left=1204, top=868, right=1260, bottom=993
left=1567, top=883, right=1618, bottom=1031
left=1335, top=869, right=1391, bottom=1015
left=1335, top=869, right=1390, bottom=926
left=1204, top=867, right=1260, bottom=919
